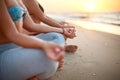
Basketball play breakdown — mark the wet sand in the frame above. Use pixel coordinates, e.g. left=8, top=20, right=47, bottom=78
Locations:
left=49, top=25, right=120, bottom=80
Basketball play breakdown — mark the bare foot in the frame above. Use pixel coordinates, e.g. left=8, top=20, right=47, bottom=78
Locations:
left=65, top=45, right=78, bottom=53
left=57, top=59, right=64, bottom=70
left=27, top=76, right=39, bottom=80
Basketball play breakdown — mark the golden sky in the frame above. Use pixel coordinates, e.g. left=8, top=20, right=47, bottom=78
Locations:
left=38, top=0, right=120, bottom=13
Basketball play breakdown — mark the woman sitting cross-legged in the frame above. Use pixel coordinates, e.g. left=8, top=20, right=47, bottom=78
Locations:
left=0, top=0, right=76, bottom=80
left=22, top=0, right=78, bottom=70
left=22, top=0, right=78, bottom=53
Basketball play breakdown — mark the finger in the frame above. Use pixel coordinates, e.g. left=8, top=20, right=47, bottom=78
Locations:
left=69, top=33, right=76, bottom=39
left=46, top=51, right=63, bottom=62
left=68, top=28, right=74, bottom=33
left=72, top=33, right=76, bottom=38
left=55, top=45, right=65, bottom=52
left=54, top=47, right=61, bottom=53
left=47, top=51, right=58, bottom=61
left=59, top=46, right=65, bottom=51
left=56, top=52, right=64, bottom=61
left=53, top=46, right=65, bottom=60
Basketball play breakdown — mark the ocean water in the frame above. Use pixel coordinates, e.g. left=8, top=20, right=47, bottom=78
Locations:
left=89, top=12, right=120, bottom=26
left=48, top=12, right=120, bottom=26
left=47, top=12, right=120, bottom=35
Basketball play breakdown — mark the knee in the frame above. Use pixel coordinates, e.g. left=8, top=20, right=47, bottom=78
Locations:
left=48, top=32, right=65, bottom=44
left=37, top=61, right=58, bottom=79
left=49, top=32, right=64, bottom=38
left=36, top=32, right=65, bottom=45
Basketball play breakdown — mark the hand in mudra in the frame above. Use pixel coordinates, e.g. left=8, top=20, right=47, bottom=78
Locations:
left=62, top=27, right=76, bottom=39
left=43, top=42, right=65, bottom=62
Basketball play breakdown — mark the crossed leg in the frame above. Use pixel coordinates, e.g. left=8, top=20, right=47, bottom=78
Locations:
left=22, top=0, right=78, bottom=72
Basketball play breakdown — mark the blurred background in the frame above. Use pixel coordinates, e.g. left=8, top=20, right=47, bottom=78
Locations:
left=36, top=1, right=120, bottom=80
left=38, top=0, right=120, bottom=13
left=38, top=0, right=120, bottom=35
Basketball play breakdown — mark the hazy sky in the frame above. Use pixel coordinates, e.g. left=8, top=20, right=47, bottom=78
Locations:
left=37, top=0, right=120, bottom=13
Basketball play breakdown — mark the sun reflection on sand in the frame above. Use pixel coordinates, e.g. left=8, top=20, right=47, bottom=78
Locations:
left=66, top=20, right=120, bottom=35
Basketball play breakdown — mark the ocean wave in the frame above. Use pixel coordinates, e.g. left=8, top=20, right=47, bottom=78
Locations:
left=89, top=12, right=120, bottom=26
left=47, top=12, right=120, bottom=26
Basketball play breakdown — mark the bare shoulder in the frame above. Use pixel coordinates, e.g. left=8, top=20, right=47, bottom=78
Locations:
left=0, top=0, right=16, bottom=34
left=4, top=0, right=18, bottom=8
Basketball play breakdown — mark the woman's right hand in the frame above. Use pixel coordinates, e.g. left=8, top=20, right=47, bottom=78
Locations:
left=42, top=41, right=65, bottom=62
left=62, top=27, right=76, bottom=39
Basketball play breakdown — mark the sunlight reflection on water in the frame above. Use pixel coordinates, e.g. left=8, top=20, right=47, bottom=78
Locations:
left=66, top=20, right=120, bottom=35
left=47, top=13, right=120, bottom=35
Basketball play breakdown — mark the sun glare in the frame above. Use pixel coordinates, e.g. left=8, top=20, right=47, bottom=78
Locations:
left=85, top=2, right=96, bottom=12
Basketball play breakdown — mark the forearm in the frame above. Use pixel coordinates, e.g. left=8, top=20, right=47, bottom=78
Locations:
left=8, top=33, right=46, bottom=49
left=23, top=0, right=63, bottom=28
left=25, top=23, right=63, bottom=34
left=0, top=0, right=46, bottom=49
left=41, top=15, right=63, bottom=28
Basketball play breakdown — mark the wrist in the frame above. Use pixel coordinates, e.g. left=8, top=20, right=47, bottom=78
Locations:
left=39, top=40, right=48, bottom=50
left=59, top=28, right=64, bottom=34
left=61, top=28, right=65, bottom=34
left=57, top=28, right=64, bottom=34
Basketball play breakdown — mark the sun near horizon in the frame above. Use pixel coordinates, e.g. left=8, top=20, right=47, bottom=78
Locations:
left=84, top=2, right=96, bottom=12
left=38, top=0, right=120, bottom=13
left=87, top=4, right=95, bottom=12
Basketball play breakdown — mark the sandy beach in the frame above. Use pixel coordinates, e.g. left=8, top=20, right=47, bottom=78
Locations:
left=48, top=22, right=120, bottom=80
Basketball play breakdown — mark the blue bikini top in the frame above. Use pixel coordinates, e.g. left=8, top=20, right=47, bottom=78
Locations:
left=8, top=6, right=27, bottom=23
